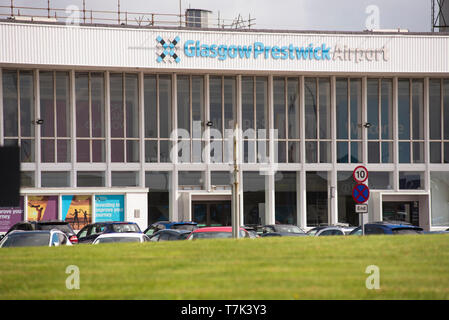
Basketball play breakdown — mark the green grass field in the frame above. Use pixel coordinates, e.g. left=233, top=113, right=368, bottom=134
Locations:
left=0, top=235, right=448, bottom=300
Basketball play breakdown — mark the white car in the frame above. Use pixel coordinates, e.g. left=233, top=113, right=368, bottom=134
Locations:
left=92, top=233, right=150, bottom=244
left=0, top=230, right=73, bottom=247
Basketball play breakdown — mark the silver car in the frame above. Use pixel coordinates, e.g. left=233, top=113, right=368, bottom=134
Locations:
left=0, top=230, right=73, bottom=247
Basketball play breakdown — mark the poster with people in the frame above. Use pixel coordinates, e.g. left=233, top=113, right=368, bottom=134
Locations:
left=27, top=196, right=58, bottom=221
left=0, top=196, right=24, bottom=232
left=62, top=195, right=92, bottom=231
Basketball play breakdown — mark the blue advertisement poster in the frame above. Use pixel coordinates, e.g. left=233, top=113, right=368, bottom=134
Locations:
left=94, top=195, right=124, bottom=222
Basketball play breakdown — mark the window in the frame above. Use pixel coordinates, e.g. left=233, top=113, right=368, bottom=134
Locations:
left=336, top=78, right=362, bottom=163
left=209, top=76, right=236, bottom=163
left=243, top=172, right=265, bottom=225
left=21, top=171, right=35, bottom=188
left=306, top=171, right=328, bottom=226
left=399, top=171, right=424, bottom=190
left=429, top=79, right=449, bottom=163
left=304, top=78, right=331, bottom=163
left=368, top=172, right=393, bottom=190
left=2, top=70, right=35, bottom=162
left=178, top=171, right=204, bottom=189
left=337, top=171, right=358, bottom=227
left=398, top=79, right=424, bottom=163
left=41, top=171, right=70, bottom=187
left=274, top=77, right=300, bottom=163
left=77, top=171, right=105, bottom=187
left=177, top=75, right=205, bottom=163
left=430, top=172, right=449, bottom=226
left=40, top=71, right=71, bottom=163
left=146, top=171, right=170, bottom=224
left=144, top=75, right=172, bottom=163
left=75, top=72, right=105, bottom=162
left=241, top=77, right=268, bottom=163
left=367, top=79, right=393, bottom=163
left=110, top=73, right=139, bottom=163
left=275, top=171, right=297, bottom=225
left=111, top=171, right=139, bottom=187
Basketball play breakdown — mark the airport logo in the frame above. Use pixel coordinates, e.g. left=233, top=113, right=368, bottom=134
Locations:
left=156, top=35, right=180, bottom=63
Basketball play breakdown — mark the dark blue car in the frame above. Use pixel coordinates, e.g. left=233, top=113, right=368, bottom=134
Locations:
left=144, top=221, right=198, bottom=236
left=349, top=221, right=423, bottom=235
left=77, top=222, right=142, bottom=244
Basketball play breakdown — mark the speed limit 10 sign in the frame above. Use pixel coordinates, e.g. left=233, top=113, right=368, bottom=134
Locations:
left=353, top=165, right=368, bottom=183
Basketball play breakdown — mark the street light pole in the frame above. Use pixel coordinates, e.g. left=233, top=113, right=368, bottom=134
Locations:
left=232, top=122, right=240, bottom=238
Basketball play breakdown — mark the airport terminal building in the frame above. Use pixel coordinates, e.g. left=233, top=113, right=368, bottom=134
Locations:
left=1, top=17, right=449, bottom=232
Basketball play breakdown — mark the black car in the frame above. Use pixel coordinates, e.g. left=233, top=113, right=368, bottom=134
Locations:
left=77, top=222, right=142, bottom=244
left=144, top=221, right=198, bottom=236
left=261, top=224, right=308, bottom=237
left=2, top=220, right=78, bottom=243
left=149, top=229, right=191, bottom=241
left=349, top=221, right=423, bottom=235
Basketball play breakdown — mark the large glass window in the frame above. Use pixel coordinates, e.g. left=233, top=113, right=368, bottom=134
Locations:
left=177, top=75, right=204, bottom=163
left=305, top=78, right=331, bottom=163
left=399, top=171, right=424, bottom=190
left=336, top=78, right=362, bottom=163
left=75, top=72, right=105, bottom=162
left=111, top=171, right=139, bottom=187
left=337, top=171, right=358, bottom=226
left=430, top=172, right=449, bottom=226
left=274, top=78, right=300, bottom=163
left=243, top=172, right=265, bottom=225
left=429, top=79, right=449, bottom=163
left=110, top=73, right=139, bottom=163
left=2, top=70, right=35, bottom=162
left=41, top=171, right=70, bottom=187
left=209, top=76, right=236, bottom=163
left=398, top=79, right=424, bottom=163
left=146, top=171, right=170, bottom=224
left=306, top=171, right=328, bottom=226
left=144, top=75, right=172, bottom=163
left=367, top=79, right=393, bottom=163
left=241, top=77, right=268, bottom=163
left=40, top=71, right=71, bottom=163
left=275, top=171, right=297, bottom=225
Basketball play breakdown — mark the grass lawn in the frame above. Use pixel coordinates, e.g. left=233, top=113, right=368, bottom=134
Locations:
left=0, top=234, right=448, bottom=300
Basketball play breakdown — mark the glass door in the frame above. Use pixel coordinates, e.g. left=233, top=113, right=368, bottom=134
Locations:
left=382, top=201, right=419, bottom=226
left=192, top=201, right=231, bottom=227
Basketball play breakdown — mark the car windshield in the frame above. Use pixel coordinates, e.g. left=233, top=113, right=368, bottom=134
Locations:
left=172, top=224, right=196, bottom=231
left=96, top=237, right=141, bottom=243
left=275, top=225, right=304, bottom=234
left=392, top=228, right=422, bottom=235
left=2, top=233, right=50, bottom=247
left=112, top=224, right=140, bottom=233
left=37, top=224, right=73, bottom=234
left=307, top=228, right=318, bottom=235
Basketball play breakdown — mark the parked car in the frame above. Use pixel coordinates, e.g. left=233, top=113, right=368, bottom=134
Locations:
left=144, top=221, right=198, bottom=236
left=242, top=226, right=260, bottom=238
left=261, top=224, right=307, bottom=237
left=0, top=230, right=73, bottom=248
left=92, top=233, right=149, bottom=244
left=77, top=222, right=142, bottom=244
left=187, top=227, right=249, bottom=240
left=349, top=221, right=423, bottom=235
left=149, top=229, right=192, bottom=241
left=2, top=220, right=78, bottom=244
left=307, top=226, right=345, bottom=236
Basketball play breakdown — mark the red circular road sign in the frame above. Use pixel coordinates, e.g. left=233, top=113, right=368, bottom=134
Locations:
left=352, top=183, right=370, bottom=204
left=353, top=165, right=368, bottom=183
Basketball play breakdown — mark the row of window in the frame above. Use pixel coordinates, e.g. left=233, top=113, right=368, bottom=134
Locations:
left=3, top=70, right=448, bottom=164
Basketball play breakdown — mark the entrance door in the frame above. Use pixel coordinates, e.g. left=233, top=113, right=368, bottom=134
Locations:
left=192, top=201, right=231, bottom=227
left=382, top=201, right=419, bottom=226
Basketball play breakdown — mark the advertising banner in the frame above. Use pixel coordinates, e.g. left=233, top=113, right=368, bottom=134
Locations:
left=95, top=195, right=124, bottom=222
left=62, top=195, right=92, bottom=231
left=0, top=196, right=24, bottom=232
left=27, top=196, right=58, bottom=221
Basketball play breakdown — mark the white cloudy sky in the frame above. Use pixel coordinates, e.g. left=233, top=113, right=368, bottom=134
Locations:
left=10, top=0, right=431, bottom=32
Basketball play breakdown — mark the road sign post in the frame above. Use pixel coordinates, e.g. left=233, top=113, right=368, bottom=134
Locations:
left=352, top=166, right=369, bottom=236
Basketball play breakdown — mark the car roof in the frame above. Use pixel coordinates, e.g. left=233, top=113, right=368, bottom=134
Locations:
left=368, top=222, right=422, bottom=230
left=193, top=227, right=241, bottom=233
left=8, top=230, right=55, bottom=235
left=152, top=221, right=198, bottom=226
left=96, top=233, right=145, bottom=238
left=156, top=229, right=191, bottom=234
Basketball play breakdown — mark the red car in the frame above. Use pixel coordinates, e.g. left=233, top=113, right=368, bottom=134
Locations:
left=187, top=227, right=249, bottom=240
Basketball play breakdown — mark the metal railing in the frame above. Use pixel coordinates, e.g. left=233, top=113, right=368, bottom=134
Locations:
left=0, top=1, right=255, bottom=29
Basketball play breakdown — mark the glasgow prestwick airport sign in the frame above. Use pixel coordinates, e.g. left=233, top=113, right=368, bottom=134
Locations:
left=156, top=35, right=390, bottom=64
